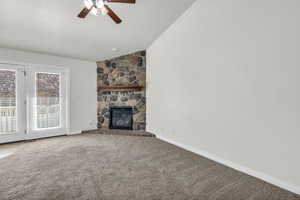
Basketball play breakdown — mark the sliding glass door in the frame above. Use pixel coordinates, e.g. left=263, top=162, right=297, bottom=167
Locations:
left=0, top=64, right=26, bottom=143
left=0, top=63, right=68, bottom=143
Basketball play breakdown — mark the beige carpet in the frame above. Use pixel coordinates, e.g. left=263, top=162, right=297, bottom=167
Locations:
left=0, top=133, right=299, bottom=200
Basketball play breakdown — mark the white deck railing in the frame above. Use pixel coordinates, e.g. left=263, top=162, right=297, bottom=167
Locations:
left=34, top=104, right=60, bottom=129
left=0, top=104, right=60, bottom=133
left=0, top=106, right=16, bottom=133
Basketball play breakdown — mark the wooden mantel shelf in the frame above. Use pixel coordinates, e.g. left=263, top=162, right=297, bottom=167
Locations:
left=99, top=86, right=144, bottom=91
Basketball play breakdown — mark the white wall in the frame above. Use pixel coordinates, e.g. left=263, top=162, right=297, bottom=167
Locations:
left=147, top=0, right=300, bottom=194
left=0, top=48, right=97, bottom=132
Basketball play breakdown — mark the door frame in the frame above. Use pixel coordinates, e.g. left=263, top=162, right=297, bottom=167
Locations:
left=0, top=61, right=70, bottom=144
left=26, top=65, right=70, bottom=140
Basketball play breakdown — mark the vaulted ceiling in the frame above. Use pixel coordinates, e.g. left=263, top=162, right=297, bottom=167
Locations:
left=0, top=0, right=196, bottom=61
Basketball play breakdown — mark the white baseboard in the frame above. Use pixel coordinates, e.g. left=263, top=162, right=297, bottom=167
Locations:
left=157, top=135, right=300, bottom=195
left=67, top=130, right=82, bottom=135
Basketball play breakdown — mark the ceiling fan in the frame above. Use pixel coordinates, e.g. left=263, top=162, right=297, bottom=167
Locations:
left=77, top=0, right=136, bottom=24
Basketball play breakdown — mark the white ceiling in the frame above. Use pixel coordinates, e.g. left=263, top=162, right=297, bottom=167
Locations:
left=0, top=0, right=196, bottom=61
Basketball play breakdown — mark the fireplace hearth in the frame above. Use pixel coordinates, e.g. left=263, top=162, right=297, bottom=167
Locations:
left=109, top=106, right=133, bottom=130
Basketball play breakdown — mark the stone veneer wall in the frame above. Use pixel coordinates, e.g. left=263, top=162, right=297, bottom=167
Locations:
left=97, top=51, right=146, bottom=130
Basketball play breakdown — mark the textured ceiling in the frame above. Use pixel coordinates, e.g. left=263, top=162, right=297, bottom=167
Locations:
left=0, top=0, right=196, bottom=61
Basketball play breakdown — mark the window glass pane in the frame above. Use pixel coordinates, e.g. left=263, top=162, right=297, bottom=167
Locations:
left=34, top=73, right=60, bottom=129
left=0, top=70, right=16, bottom=133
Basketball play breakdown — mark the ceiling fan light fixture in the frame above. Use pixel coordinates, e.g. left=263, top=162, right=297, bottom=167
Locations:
left=90, top=7, right=100, bottom=16
left=83, top=0, right=107, bottom=16
left=100, top=6, right=108, bottom=15
left=96, top=0, right=105, bottom=8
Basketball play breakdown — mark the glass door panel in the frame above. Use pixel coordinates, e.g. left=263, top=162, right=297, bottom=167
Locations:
left=0, top=70, right=17, bottom=133
left=0, top=64, right=26, bottom=143
left=34, top=72, right=61, bottom=130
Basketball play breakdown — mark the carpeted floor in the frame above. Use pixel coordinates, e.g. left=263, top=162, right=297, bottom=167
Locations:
left=0, top=133, right=299, bottom=200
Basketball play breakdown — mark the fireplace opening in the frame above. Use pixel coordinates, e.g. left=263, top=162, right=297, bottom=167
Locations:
left=109, top=106, right=133, bottom=130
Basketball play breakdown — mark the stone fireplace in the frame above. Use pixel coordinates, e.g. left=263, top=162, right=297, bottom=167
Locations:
left=97, top=51, right=146, bottom=131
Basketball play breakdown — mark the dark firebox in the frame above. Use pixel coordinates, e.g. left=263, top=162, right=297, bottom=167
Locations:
left=109, top=107, right=133, bottom=130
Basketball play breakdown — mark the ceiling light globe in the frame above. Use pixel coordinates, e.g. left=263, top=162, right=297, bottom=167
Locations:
left=91, top=7, right=100, bottom=16
left=96, top=0, right=105, bottom=8
left=84, top=0, right=93, bottom=9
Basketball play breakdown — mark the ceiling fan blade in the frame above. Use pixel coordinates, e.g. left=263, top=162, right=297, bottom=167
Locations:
left=104, top=5, right=122, bottom=24
left=78, top=7, right=91, bottom=18
left=107, top=0, right=135, bottom=4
